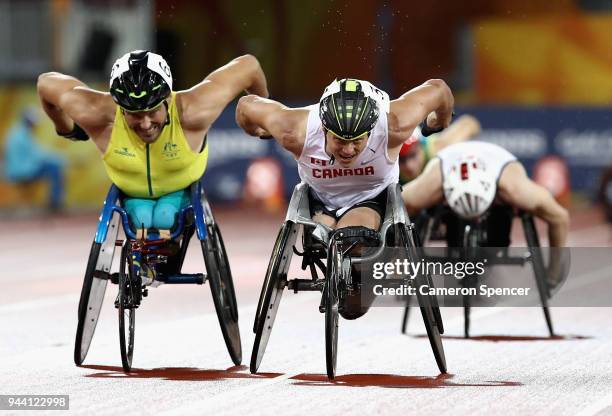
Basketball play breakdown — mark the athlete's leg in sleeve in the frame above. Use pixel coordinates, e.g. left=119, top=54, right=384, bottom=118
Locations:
left=152, top=189, right=190, bottom=230
left=123, top=197, right=155, bottom=231
left=334, top=206, right=382, bottom=320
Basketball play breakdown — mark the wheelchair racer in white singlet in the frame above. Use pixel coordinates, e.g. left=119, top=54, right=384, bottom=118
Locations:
left=402, top=140, right=570, bottom=287
left=236, top=77, right=454, bottom=318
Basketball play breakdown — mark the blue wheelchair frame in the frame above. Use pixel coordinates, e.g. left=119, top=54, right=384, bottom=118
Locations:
left=75, top=177, right=242, bottom=370
left=94, top=179, right=209, bottom=244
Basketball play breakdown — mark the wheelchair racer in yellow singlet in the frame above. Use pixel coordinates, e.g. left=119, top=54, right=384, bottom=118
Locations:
left=38, top=50, right=269, bottom=237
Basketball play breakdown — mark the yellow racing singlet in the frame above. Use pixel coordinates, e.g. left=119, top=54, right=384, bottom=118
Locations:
left=102, top=93, right=208, bottom=198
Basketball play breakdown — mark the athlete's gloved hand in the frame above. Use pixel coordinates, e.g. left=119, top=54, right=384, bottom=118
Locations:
left=420, top=111, right=455, bottom=137
left=57, top=123, right=89, bottom=141
left=419, top=119, right=444, bottom=137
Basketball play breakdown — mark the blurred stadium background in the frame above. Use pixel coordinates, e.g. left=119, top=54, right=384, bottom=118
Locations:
left=0, top=0, right=610, bottom=222
left=2, top=3, right=612, bottom=411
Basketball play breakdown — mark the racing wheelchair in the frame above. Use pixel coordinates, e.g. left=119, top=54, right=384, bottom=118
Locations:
left=402, top=204, right=554, bottom=338
left=74, top=179, right=241, bottom=372
left=250, top=183, right=446, bottom=379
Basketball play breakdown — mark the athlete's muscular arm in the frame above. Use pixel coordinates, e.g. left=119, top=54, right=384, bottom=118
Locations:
left=497, top=162, right=570, bottom=247
left=430, top=114, right=481, bottom=155
left=177, top=54, right=269, bottom=131
left=37, top=72, right=114, bottom=139
left=401, top=158, right=445, bottom=216
left=37, top=72, right=85, bottom=134
left=388, top=79, right=454, bottom=149
left=235, top=95, right=307, bottom=158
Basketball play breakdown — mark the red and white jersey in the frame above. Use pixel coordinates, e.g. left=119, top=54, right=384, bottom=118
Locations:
left=296, top=104, right=399, bottom=215
left=437, top=141, right=517, bottom=184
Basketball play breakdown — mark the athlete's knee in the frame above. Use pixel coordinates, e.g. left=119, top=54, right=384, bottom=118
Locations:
left=337, top=207, right=381, bottom=230
left=129, top=207, right=153, bottom=230
left=124, top=199, right=155, bottom=230
left=153, top=203, right=178, bottom=229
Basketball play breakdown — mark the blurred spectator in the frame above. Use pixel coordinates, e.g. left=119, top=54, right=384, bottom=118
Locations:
left=2, top=108, right=66, bottom=211
left=242, top=157, right=285, bottom=213
left=598, top=166, right=612, bottom=227
left=533, top=155, right=571, bottom=209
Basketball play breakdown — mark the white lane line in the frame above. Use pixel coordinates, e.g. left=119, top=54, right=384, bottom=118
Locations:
left=574, top=391, right=612, bottom=416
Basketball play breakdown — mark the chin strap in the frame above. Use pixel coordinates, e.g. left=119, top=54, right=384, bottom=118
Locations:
left=162, top=100, right=170, bottom=127
left=323, top=128, right=335, bottom=165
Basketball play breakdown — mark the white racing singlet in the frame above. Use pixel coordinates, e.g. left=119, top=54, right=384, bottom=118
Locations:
left=297, top=104, right=399, bottom=216
left=436, top=141, right=517, bottom=184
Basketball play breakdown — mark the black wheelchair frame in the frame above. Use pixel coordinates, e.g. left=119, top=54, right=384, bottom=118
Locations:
left=401, top=205, right=554, bottom=338
left=250, top=183, right=447, bottom=379
left=74, top=179, right=241, bottom=372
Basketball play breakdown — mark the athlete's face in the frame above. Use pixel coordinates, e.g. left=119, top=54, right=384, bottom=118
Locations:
left=399, top=145, right=426, bottom=180
left=123, top=103, right=168, bottom=143
left=325, top=130, right=368, bottom=167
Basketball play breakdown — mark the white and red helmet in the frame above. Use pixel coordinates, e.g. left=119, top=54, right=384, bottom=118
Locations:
left=443, top=155, right=497, bottom=219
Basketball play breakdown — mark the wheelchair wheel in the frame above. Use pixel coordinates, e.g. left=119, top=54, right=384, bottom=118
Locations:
left=325, top=240, right=341, bottom=380
left=213, top=224, right=238, bottom=320
left=250, top=222, right=296, bottom=373
left=401, top=224, right=443, bottom=335
left=401, top=295, right=411, bottom=334
left=201, top=197, right=239, bottom=321
left=461, top=224, right=481, bottom=338
left=202, top=224, right=242, bottom=366
left=401, top=225, right=447, bottom=373
left=74, top=214, right=120, bottom=366
left=463, top=288, right=471, bottom=339
left=522, top=214, right=555, bottom=336
left=117, top=242, right=136, bottom=372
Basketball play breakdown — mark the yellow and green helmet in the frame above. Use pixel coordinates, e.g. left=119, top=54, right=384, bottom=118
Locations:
left=319, top=78, right=380, bottom=141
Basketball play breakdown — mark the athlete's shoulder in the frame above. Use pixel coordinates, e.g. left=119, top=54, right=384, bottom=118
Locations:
left=62, top=88, right=115, bottom=125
